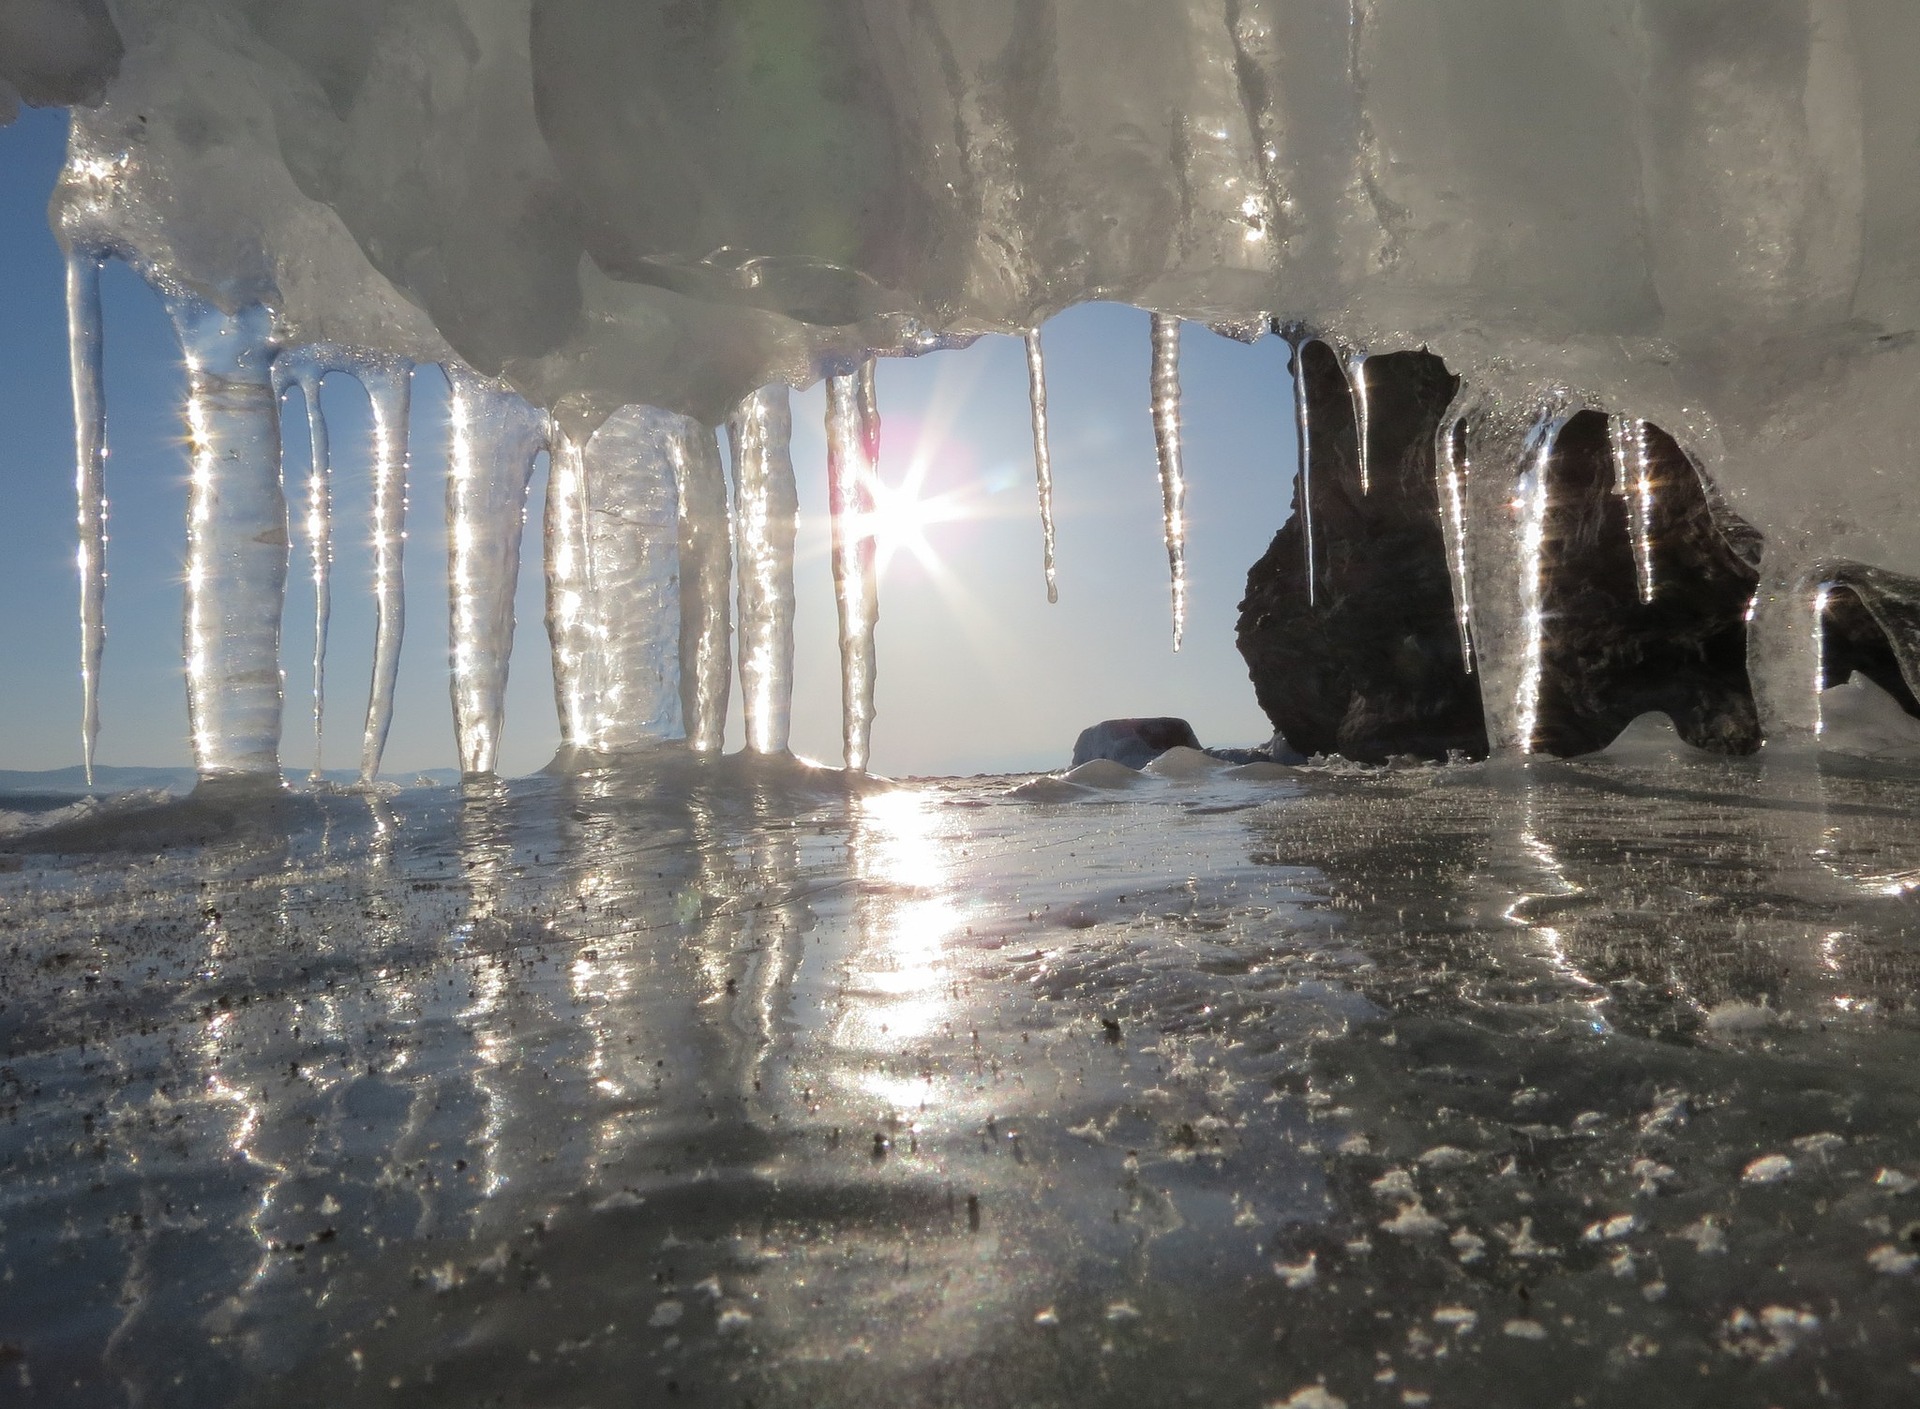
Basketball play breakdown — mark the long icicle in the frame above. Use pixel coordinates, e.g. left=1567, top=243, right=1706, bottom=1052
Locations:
left=445, top=364, right=547, bottom=776
left=1024, top=328, right=1059, bottom=603
left=357, top=360, right=413, bottom=785
left=544, top=429, right=598, bottom=752
left=1346, top=349, right=1372, bottom=494
left=1284, top=327, right=1318, bottom=606
left=675, top=418, right=732, bottom=753
left=1607, top=413, right=1657, bottom=604
left=1149, top=314, right=1188, bottom=649
left=825, top=364, right=879, bottom=772
left=727, top=386, right=798, bottom=755
left=67, top=249, right=106, bottom=786
left=1439, top=417, right=1475, bottom=672
left=1513, top=414, right=1567, bottom=755
left=270, top=351, right=336, bottom=782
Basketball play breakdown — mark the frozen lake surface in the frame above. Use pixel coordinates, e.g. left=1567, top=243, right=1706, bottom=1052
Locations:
left=2, top=751, right=1918, bottom=1407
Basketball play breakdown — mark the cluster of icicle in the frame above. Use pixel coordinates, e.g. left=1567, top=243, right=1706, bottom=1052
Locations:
left=71, top=240, right=1716, bottom=784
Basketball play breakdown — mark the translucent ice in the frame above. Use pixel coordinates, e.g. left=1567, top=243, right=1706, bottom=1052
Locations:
left=727, top=387, right=799, bottom=756
left=64, top=248, right=105, bottom=783
left=1149, top=314, right=1188, bottom=649
left=825, top=366, right=879, bottom=772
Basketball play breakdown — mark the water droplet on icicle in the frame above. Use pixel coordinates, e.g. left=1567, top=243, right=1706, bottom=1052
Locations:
left=444, top=363, right=548, bottom=777
left=727, top=386, right=798, bottom=755
left=1607, top=414, right=1657, bottom=604
left=1024, top=328, right=1059, bottom=604
left=66, top=249, right=106, bottom=786
left=825, top=363, right=880, bottom=772
left=1149, top=314, right=1188, bottom=650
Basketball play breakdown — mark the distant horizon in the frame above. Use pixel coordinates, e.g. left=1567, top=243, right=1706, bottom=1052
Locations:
left=0, top=107, right=1299, bottom=780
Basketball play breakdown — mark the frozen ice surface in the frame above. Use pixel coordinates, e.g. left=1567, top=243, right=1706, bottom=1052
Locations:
left=4, top=757, right=1920, bottom=1405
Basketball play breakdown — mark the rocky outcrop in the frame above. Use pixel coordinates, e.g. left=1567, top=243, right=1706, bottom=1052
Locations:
left=1235, top=346, right=1487, bottom=762
left=1071, top=718, right=1202, bottom=770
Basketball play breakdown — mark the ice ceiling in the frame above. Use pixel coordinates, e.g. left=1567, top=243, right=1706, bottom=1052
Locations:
left=5, top=0, right=1920, bottom=778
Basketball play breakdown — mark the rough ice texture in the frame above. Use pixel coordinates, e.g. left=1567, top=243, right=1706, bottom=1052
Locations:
left=25, top=0, right=1920, bottom=757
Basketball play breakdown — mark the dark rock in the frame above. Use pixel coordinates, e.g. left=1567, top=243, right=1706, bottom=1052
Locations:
left=1821, top=566, right=1920, bottom=718
left=1070, top=718, right=1201, bottom=770
left=1530, top=413, right=1761, bottom=756
left=1236, top=345, right=1488, bottom=763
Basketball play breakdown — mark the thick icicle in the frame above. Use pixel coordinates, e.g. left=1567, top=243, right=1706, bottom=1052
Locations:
left=1438, top=417, right=1476, bottom=671
left=675, top=420, right=732, bottom=753
left=727, top=386, right=798, bottom=755
left=1606, top=414, right=1657, bottom=604
left=825, top=366, right=880, bottom=772
left=544, top=430, right=599, bottom=750
left=445, top=364, right=548, bottom=776
left=356, top=359, right=413, bottom=784
left=165, top=293, right=288, bottom=781
left=574, top=406, right=685, bottom=752
left=1024, top=328, right=1058, bottom=604
left=1283, top=327, right=1318, bottom=606
left=1511, top=416, right=1567, bottom=755
left=66, top=249, right=106, bottom=786
left=270, top=351, right=335, bottom=781
left=1346, top=350, right=1372, bottom=495
left=1149, top=314, right=1188, bottom=649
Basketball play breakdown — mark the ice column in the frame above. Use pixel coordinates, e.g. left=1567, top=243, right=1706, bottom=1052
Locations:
left=66, top=250, right=106, bottom=785
left=575, top=406, right=686, bottom=752
left=1346, top=351, right=1372, bottom=494
left=445, top=364, right=548, bottom=776
left=1747, top=551, right=1824, bottom=745
left=1606, top=415, right=1657, bottom=604
left=675, top=421, right=732, bottom=754
left=1024, top=329, right=1058, bottom=604
left=728, top=387, right=798, bottom=755
left=355, top=359, right=412, bottom=784
left=1149, top=315, right=1188, bottom=649
left=825, top=364, right=880, bottom=772
left=270, top=349, right=335, bottom=780
left=1283, top=328, right=1318, bottom=605
left=544, top=430, right=598, bottom=749
left=165, top=293, right=287, bottom=781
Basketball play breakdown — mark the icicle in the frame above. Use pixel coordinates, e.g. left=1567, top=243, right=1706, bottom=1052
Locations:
left=825, top=365, right=880, bottom=772
left=727, top=386, right=798, bottom=755
left=1024, top=328, right=1059, bottom=604
left=1746, top=553, right=1825, bottom=744
left=165, top=293, right=288, bottom=781
left=571, top=406, right=686, bottom=753
left=356, top=360, right=413, bottom=785
left=66, top=249, right=106, bottom=786
left=1283, top=327, right=1318, bottom=606
left=1149, top=314, right=1188, bottom=649
left=544, top=429, right=598, bottom=750
left=445, top=364, right=547, bottom=776
left=675, top=419, right=732, bottom=753
left=1346, top=350, right=1372, bottom=494
left=270, top=352, right=334, bottom=781
left=1512, top=414, right=1569, bottom=755
left=1439, top=418, right=1475, bottom=671
left=1606, top=414, right=1657, bottom=604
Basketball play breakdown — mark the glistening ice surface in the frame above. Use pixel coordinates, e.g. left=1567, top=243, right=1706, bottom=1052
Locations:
left=5, top=757, right=1919, bottom=1407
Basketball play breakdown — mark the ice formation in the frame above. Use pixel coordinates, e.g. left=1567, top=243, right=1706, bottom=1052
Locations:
left=14, top=0, right=1920, bottom=778
left=1149, top=314, right=1189, bottom=649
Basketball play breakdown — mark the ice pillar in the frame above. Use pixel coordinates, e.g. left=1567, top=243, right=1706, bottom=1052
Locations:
left=445, top=364, right=548, bottom=776
left=1748, top=550, right=1825, bottom=745
left=728, top=387, right=799, bottom=756
left=1025, top=329, right=1058, bottom=604
left=676, top=421, right=732, bottom=754
left=826, top=363, right=880, bottom=772
left=66, top=249, right=106, bottom=785
left=544, top=429, right=598, bottom=750
left=270, top=350, right=335, bottom=781
left=1283, top=329, right=1318, bottom=606
left=356, top=359, right=412, bottom=784
left=166, top=294, right=287, bottom=782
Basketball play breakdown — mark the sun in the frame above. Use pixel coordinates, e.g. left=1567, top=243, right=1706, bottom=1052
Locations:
left=857, top=451, right=968, bottom=579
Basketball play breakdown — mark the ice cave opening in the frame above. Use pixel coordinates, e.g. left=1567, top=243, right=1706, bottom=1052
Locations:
left=3, top=4, right=1920, bottom=1406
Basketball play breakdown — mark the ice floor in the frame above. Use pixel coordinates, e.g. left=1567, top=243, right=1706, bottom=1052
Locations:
left=2, top=750, right=1918, bottom=1407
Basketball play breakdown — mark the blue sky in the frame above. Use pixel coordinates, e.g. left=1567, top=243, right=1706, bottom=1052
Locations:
left=0, top=106, right=1298, bottom=778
